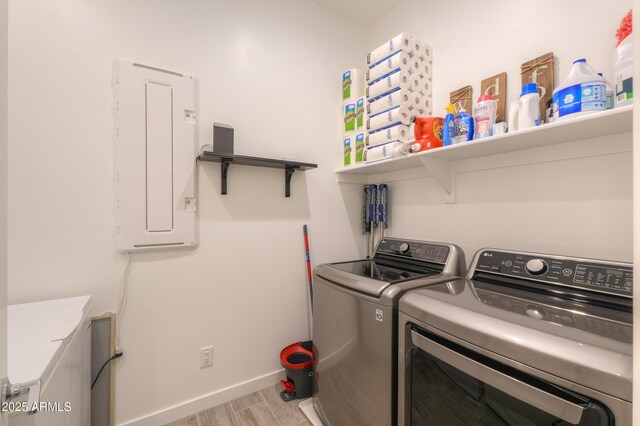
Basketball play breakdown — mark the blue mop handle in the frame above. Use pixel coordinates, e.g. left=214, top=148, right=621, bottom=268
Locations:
left=379, top=184, right=388, bottom=229
left=368, top=184, right=378, bottom=228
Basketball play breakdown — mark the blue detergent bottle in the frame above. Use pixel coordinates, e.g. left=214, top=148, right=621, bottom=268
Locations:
left=443, top=103, right=455, bottom=146
left=455, top=108, right=474, bottom=141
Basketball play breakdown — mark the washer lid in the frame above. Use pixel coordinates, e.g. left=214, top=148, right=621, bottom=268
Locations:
left=400, top=279, right=632, bottom=401
left=317, top=260, right=442, bottom=297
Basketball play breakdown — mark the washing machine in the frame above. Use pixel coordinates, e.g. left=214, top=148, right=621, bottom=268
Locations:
left=311, top=238, right=465, bottom=425
left=398, top=248, right=632, bottom=425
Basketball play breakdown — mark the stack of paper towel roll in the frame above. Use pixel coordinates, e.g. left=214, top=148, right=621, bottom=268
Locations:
left=363, top=32, right=433, bottom=163
left=341, top=69, right=366, bottom=167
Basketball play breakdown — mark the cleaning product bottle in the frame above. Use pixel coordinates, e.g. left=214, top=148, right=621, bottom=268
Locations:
left=411, top=116, right=444, bottom=151
left=613, top=35, right=633, bottom=107
left=473, top=95, right=497, bottom=139
left=597, top=73, right=614, bottom=109
left=508, top=83, right=541, bottom=132
left=552, top=59, right=606, bottom=120
left=454, top=108, right=474, bottom=141
left=443, top=103, right=456, bottom=146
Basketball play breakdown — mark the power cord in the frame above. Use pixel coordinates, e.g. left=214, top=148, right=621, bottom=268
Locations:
left=116, top=252, right=132, bottom=349
left=91, top=351, right=123, bottom=389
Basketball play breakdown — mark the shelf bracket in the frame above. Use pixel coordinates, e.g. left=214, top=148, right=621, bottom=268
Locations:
left=285, top=166, right=297, bottom=197
left=220, top=159, right=232, bottom=195
left=418, top=157, right=456, bottom=203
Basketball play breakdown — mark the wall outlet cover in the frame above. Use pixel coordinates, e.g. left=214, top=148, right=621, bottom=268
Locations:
left=200, top=346, right=213, bottom=368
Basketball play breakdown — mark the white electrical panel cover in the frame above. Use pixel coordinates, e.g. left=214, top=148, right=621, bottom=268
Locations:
left=114, top=61, right=198, bottom=251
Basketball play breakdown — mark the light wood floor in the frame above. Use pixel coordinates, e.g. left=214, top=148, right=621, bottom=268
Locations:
left=164, top=384, right=312, bottom=426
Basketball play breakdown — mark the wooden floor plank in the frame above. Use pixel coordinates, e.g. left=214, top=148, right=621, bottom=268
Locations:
left=164, top=385, right=314, bottom=426
left=163, top=414, right=200, bottom=426
left=235, top=401, right=280, bottom=426
left=259, top=384, right=306, bottom=425
left=230, top=391, right=265, bottom=412
left=196, top=402, right=238, bottom=426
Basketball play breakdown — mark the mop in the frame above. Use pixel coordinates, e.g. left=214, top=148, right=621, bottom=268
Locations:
left=299, top=225, right=324, bottom=425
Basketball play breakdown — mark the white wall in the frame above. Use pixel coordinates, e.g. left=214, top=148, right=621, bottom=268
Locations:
left=367, top=0, right=633, bottom=262
left=0, top=1, right=8, bottom=424
left=7, top=0, right=365, bottom=424
left=7, top=0, right=635, bottom=424
left=632, top=0, right=639, bottom=424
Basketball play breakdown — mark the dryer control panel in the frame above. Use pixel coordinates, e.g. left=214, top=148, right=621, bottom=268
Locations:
left=474, top=250, right=633, bottom=298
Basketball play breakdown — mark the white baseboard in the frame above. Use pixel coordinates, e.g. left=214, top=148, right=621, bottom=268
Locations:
left=117, top=369, right=284, bottom=426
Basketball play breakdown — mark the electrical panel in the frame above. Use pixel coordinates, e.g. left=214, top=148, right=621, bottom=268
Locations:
left=114, top=60, right=198, bottom=251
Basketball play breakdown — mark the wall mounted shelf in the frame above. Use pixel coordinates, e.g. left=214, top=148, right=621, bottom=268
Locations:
left=336, top=105, right=633, bottom=201
left=199, top=152, right=317, bottom=197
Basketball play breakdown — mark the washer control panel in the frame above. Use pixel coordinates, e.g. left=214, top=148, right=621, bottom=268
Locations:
left=475, top=288, right=632, bottom=343
left=377, top=239, right=450, bottom=264
left=475, top=250, right=633, bottom=297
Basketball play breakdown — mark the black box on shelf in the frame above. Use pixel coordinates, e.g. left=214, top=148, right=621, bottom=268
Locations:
left=213, top=123, right=234, bottom=154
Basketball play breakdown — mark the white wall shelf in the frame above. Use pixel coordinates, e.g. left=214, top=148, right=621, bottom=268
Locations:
left=336, top=105, right=633, bottom=202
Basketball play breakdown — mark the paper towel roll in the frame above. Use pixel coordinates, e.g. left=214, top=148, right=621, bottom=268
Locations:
left=419, top=79, right=432, bottom=96
left=409, top=92, right=424, bottom=111
left=343, top=136, right=353, bottom=166
left=423, top=97, right=433, bottom=115
left=367, top=89, right=412, bottom=117
left=420, top=42, right=433, bottom=61
left=344, top=103, right=356, bottom=133
left=367, top=106, right=412, bottom=133
left=366, top=124, right=412, bottom=147
left=421, top=61, right=432, bottom=78
left=366, top=51, right=412, bottom=85
left=366, top=70, right=412, bottom=100
left=410, top=75, right=422, bottom=93
left=356, top=97, right=367, bottom=130
left=355, top=133, right=366, bottom=163
left=342, top=68, right=364, bottom=101
left=367, top=32, right=413, bottom=68
left=409, top=58, right=422, bottom=75
left=365, top=141, right=405, bottom=163
left=410, top=38, right=422, bottom=59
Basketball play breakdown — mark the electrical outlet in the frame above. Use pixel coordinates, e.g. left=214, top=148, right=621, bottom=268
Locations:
left=200, top=346, right=213, bottom=369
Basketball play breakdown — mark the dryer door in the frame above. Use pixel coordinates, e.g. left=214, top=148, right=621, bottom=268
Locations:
left=405, top=326, right=614, bottom=426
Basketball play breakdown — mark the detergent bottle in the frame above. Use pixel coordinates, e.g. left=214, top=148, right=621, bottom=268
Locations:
left=508, top=83, right=541, bottom=132
left=411, top=116, right=444, bottom=151
left=454, top=109, right=474, bottom=141
left=473, top=95, right=497, bottom=139
left=443, top=103, right=456, bottom=146
left=598, top=73, right=614, bottom=109
left=613, top=34, right=633, bottom=107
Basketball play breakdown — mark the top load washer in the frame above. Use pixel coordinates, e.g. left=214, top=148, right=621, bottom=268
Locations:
left=398, top=248, right=632, bottom=425
left=311, top=238, right=465, bottom=425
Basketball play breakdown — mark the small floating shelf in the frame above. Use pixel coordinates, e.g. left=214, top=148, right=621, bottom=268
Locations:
left=198, top=152, right=317, bottom=197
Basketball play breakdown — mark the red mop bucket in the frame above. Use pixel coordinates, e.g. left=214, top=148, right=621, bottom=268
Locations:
left=279, top=341, right=314, bottom=401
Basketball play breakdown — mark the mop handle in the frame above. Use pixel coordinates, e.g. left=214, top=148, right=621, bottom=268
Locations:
left=369, top=184, right=378, bottom=228
left=303, top=225, right=313, bottom=307
left=379, top=184, right=388, bottom=229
